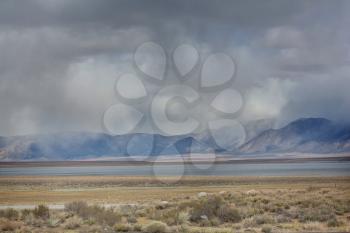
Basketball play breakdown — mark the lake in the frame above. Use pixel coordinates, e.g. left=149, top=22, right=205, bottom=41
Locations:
left=0, top=161, right=349, bottom=176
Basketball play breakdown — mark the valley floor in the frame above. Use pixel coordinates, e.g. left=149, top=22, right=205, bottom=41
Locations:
left=0, top=176, right=349, bottom=232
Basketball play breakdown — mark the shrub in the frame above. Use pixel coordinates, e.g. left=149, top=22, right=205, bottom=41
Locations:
left=190, top=195, right=241, bottom=223
left=218, top=205, right=241, bottom=223
left=261, top=225, right=272, bottom=233
left=242, top=214, right=275, bottom=227
left=31, top=218, right=45, bottom=228
left=95, top=207, right=121, bottom=226
left=210, top=217, right=221, bottom=226
left=119, top=204, right=138, bottom=216
left=158, top=208, right=186, bottom=226
left=327, top=218, right=343, bottom=227
left=246, top=189, right=259, bottom=196
left=302, top=222, right=322, bottom=231
left=18, top=226, right=32, bottom=233
left=47, top=218, right=61, bottom=228
left=178, top=211, right=189, bottom=225
left=190, top=195, right=224, bottom=222
left=33, top=204, right=50, bottom=219
left=23, top=212, right=35, bottom=225
left=333, top=200, right=350, bottom=214
left=254, top=214, right=275, bottom=225
left=114, top=223, right=132, bottom=232
left=136, top=209, right=147, bottom=217
left=199, top=218, right=211, bottom=227
left=275, top=214, right=291, bottom=223
left=177, top=224, right=191, bottom=233
left=65, top=201, right=88, bottom=215
left=83, top=225, right=104, bottom=233
left=64, top=216, right=82, bottom=229
left=144, top=221, right=168, bottom=233
left=84, top=204, right=104, bottom=220
left=298, top=207, right=335, bottom=223
left=65, top=202, right=121, bottom=226
left=20, top=209, right=32, bottom=220
left=127, top=216, right=137, bottom=223
left=133, top=223, right=143, bottom=231
left=0, top=208, right=19, bottom=220
left=243, top=217, right=256, bottom=228
left=0, top=219, right=20, bottom=231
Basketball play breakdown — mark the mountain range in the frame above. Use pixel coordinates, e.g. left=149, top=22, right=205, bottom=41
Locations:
left=1, top=118, right=349, bottom=161
left=240, top=118, right=350, bottom=154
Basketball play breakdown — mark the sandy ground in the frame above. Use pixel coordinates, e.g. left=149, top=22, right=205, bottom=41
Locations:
left=0, top=176, right=349, bottom=206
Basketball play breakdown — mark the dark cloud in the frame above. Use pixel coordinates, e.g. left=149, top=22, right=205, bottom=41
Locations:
left=0, top=0, right=349, bottom=136
left=0, top=1, right=302, bottom=28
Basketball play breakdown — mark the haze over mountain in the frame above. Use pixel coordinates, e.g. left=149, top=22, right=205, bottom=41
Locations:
left=0, top=118, right=349, bottom=161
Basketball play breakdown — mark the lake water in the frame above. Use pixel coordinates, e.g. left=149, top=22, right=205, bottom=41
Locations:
left=0, top=161, right=349, bottom=176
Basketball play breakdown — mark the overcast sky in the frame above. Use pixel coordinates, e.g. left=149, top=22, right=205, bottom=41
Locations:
left=0, top=0, right=349, bottom=136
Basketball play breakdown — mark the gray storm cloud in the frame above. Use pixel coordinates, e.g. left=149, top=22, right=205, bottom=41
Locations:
left=0, top=0, right=349, bottom=136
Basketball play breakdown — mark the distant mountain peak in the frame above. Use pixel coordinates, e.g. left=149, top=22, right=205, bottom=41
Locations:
left=240, top=117, right=350, bottom=154
left=286, top=117, right=331, bottom=128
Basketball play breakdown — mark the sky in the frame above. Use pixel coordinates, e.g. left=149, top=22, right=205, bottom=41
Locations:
left=0, top=0, right=349, bottom=136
